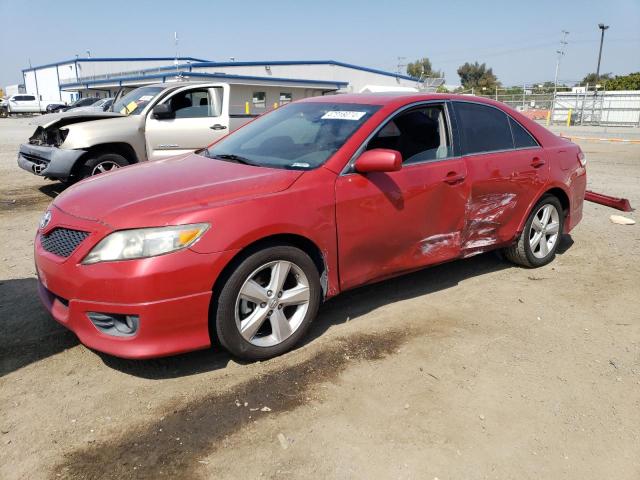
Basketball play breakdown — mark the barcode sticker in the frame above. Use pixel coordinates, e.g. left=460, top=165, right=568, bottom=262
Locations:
left=321, top=111, right=367, bottom=121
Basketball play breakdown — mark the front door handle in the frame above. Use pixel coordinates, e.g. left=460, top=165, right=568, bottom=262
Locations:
left=210, top=124, right=227, bottom=130
left=443, top=171, right=466, bottom=185
left=531, top=157, right=545, bottom=168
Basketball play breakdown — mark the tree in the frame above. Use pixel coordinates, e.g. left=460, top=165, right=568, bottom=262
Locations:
left=406, top=57, right=442, bottom=79
left=603, top=72, right=640, bottom=90
left=457, top=62, right=499, bottom=91
left=580, top=72, right=612, bottom=85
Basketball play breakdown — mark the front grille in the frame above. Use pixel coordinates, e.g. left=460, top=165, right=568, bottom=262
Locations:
left=41, top=228, right=90, bottom=258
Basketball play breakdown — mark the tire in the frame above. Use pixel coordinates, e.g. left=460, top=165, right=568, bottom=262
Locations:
left=78, top=152, right=129, bottom=180
left=215, top=245, right=321, bottom=360
left=503, top=194, right=564, bottom=268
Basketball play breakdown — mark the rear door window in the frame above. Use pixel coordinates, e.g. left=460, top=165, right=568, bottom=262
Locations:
left=509, top=117, right=539, bottom=149
left=454, top=102, right=513, bottom=155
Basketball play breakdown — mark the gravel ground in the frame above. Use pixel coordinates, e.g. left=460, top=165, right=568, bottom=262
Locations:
left=1, top=116, right=639, bottom=480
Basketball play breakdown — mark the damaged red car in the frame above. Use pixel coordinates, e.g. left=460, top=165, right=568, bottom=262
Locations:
left=34, top=94, right=586, bottom=360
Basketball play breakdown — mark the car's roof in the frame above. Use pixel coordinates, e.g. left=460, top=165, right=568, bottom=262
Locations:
left=300, top=92, right=509, bottom=108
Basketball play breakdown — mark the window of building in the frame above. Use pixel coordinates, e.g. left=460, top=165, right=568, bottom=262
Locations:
left=279, top=92, right=292, bottom=105
left=454, top=102, right=513, bottom=155
left=366, top=104, right=452, bottom=164
left=252, top=92, right=266, bottom=109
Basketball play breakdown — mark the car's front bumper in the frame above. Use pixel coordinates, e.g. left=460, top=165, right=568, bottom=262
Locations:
left=18, top=143, right=85, bottom=181
left=34, top=207, right=239, bottom=359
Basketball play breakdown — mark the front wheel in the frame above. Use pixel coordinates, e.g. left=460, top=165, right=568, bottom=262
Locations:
left=77, top=152, right=129, bottom=180
left=215, top=246, right=321, bottom=360
left=503, top=195, right=564, bottom=268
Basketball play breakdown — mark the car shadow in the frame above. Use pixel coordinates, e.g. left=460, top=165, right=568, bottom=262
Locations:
left=2, top=236, right=574, bottom=379
left=39, top=182, right=67, bottom=199
left=556, top=233, right=574, bottom=254
left=100, top=249, right=518, bottom=379
left=0, top=277, right=79, bottom=377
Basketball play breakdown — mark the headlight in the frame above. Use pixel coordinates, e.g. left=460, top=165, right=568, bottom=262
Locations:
left=82, top=223, right=209, bottom=264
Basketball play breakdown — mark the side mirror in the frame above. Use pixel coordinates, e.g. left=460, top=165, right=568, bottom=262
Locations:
left=152, top=103, right=174, bottom=119
left=354, top=149, right=402, bottom=173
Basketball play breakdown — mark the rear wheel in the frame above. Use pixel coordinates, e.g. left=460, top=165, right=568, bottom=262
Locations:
left=215, top=246, right=321, bottom=360
left=78, top=152, right=129, bottom=180
left=503, top=195, right=564, bottom=268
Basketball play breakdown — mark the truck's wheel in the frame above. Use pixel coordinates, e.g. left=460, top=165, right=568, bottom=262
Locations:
left=78, top=153, right=129, bottom=180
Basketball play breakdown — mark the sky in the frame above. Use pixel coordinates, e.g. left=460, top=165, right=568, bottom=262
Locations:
left=1, top=0, right=638, bottom=88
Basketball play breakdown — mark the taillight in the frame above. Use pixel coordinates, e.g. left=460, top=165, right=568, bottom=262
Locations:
left=577, top=149, right=586, bottom=167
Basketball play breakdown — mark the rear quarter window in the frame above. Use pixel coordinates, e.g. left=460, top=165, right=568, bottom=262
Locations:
left=454, top=102, right=513, bottom=155
left=509, top=117, right=539, bottom=148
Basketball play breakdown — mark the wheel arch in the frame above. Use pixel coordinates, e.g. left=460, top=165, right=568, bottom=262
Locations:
left=71, top=142, right=139, bottom=177
left=516, top=185, right=571, bottom=236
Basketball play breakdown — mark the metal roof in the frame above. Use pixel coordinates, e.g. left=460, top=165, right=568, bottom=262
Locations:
left=59, top=71, right=349, bottom=90
left=24, top=58, right=419, bottom=83
left=22, top=57, right=211, bottom=73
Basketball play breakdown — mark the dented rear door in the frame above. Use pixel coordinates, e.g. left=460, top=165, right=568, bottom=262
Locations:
left=453, top=101, right=549, bottom=254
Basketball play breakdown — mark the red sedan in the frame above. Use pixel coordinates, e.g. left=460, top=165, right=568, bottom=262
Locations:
left=34, top=94, right=586, bottom=360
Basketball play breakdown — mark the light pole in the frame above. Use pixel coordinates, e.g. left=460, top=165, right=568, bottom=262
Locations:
left=595, top=23, right=609, bottom=85
left=551, top=30, right=569, bottom=124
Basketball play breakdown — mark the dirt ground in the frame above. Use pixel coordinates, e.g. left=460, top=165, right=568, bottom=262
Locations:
left=1, top=116, right=638, bottom=480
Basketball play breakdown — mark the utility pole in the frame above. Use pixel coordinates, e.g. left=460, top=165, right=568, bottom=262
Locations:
left=550, top=30, right=569, bottom=124
left=396, top=56, right=407, bottom=76
left=174, top=32, right=180, bottom=75
left=595, top=23, right=609, bottom=84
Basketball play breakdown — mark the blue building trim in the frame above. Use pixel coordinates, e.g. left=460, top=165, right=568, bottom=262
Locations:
left=22, top=57, right=210, bottom=73
left=59, top=71, right=348, bottom=90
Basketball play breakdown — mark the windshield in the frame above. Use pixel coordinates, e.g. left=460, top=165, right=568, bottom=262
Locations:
left=206, top=102, right=380, bottom=170
left=112, top=86, right=164, bottom=116
left=72, top=98, right=98, bottom=107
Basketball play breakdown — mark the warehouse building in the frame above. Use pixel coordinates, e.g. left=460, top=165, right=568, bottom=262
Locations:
left=22, top=57, right=209, bottom=103
left=21, top=57, right=428, bottom=105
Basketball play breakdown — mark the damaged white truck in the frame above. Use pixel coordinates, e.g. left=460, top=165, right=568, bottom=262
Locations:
left=17, top=80, right=331, bottom=182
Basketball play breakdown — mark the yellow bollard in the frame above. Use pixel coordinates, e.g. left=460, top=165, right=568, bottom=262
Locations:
left=566, top=108, right=572, bottom=127
left=245, top=101, right=250, bottom=115
left=546, top=110, right=551, bottom=126
left=273, top=102, right=278, bottom=109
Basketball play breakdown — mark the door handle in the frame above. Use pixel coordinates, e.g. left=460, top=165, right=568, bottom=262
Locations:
left=443, top=171, right=466, bottom=185
left=210, top=124, right=227, bottom=130
left=531, top=157, right=545, bottom=168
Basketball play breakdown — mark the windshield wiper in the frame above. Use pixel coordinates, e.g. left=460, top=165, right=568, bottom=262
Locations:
left=213, top=153, right=256, bottom=166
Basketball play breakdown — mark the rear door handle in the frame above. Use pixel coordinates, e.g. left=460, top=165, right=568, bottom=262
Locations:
left=443, top=171, right=466, bottom=185
left=531, top=157, right=545, bottom=168
left=210, top=124, right=227, bottom=130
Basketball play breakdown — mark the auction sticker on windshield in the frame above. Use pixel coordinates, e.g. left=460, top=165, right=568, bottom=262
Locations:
left=321, top=111, right=368, bottom=120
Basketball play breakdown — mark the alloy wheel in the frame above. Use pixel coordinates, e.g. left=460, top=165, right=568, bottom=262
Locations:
left=234, top=260, right=311, bottom=347
left=529, top=203, right=560, bottom=259
left=91, top=161, right=121, bottom=175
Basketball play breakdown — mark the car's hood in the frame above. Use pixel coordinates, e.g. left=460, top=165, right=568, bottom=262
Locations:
left=30, top=111, right=124, bottom=128
left=53, top=153, right=304, bottom=228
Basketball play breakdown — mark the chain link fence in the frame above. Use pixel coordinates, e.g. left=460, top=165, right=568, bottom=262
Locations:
left=470, top=85, right=640, bottom=127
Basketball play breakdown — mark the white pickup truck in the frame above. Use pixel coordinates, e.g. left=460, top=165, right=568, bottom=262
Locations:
left=18, top=81, right=330, bottom=182
left=0, top=94, right=58, bottom=116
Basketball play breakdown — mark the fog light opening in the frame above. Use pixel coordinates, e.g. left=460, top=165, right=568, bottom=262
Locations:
left=87, top=312, right=139, bottom=337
